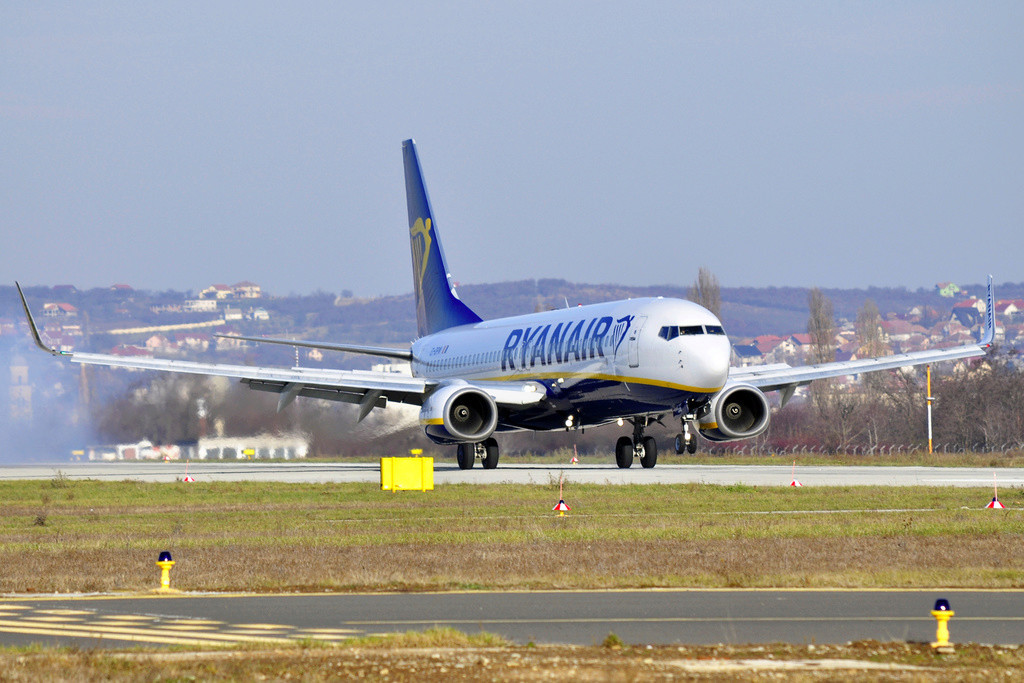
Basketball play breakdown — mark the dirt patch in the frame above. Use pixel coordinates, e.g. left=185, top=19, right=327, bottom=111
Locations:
left=3, top=641, right=1021, bottom=682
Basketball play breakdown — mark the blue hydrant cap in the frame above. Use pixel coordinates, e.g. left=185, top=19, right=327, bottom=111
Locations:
left=933, top=598, right=950, bottom=611
left=158, top=551, right=173, bottom=562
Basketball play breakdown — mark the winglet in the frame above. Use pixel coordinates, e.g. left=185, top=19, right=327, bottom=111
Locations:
left=980, top=274, right=995, bottom=347
left=15, top=282, right=63, bottom=356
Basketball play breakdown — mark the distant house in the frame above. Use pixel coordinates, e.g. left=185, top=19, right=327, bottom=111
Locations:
left=731, top=344, right=764, bottom=367
left=960, top=297, right=985, bottom=312
left=232, top=281, right=262, bottom=299
left=109, top=344, right=153, bottom=358
left=42, top=303, right=78, bottom=318
left=200, top=284, right=234, bottom=300
left=197, top=282, right=262, bottom=300
left=248, top=307, right=270, bottom=321
left=109, top=284, right=133, bottom=292
left=215, top=332, right=246, bottom=350
left=950, top=306, right=981, bottom=328
left=183, top=299, right=218, bottom=313
left=145, top=334, right=179, bottom=354
left=753, top=335, right=784, bottom=355
left=223, top=306, right=243, bottom=322
left=879, top=320, right=927, bottom=343
left=175, top=332, right=212, bottom=351
left=775, top=334, right=814, bottom=362
left=994, top=300, right=1019, bottom=319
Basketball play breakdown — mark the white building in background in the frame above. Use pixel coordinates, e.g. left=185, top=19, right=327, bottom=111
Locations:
left=86, top=435, right=309, bottom=461
left=196, top=434, right=308, bottom=460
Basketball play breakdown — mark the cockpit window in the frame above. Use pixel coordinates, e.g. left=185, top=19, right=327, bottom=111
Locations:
left=658, top=324, right=727, bottom=340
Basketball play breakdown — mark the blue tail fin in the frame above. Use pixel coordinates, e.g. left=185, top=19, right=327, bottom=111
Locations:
left=403, top=139, right=483, bottom=337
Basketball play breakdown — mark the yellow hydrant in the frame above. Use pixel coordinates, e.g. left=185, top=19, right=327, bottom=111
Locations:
left=156, top=551, right=175, bottom=593
left=930, top=598, right=954, bottom=649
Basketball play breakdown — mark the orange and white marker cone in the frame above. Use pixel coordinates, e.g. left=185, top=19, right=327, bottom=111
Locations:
left=553, top=473, right=571, bottom=516
left=789, top=460, right=802, bottom=487
left=183, top=460, right=195, bottom=483
left=570, top=445, right=579, bottom=465
left=986, top=472, right=1004, bottom=509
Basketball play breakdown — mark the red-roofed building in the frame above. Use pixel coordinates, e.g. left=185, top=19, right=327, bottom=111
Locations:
left=42, top=303, right=78, bottom=318
left=109, top=344, right=153, bottom=357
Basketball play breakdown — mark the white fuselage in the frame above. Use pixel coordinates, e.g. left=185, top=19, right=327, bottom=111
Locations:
left=411, top=297, right=731, bottom=429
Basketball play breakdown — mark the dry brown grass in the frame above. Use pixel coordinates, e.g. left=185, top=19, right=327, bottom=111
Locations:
left=0, top=479, right=1021, bottom=593
left=1, top=640, right=1022, bottom=682
left=2, top=536, right=1020, bottom=594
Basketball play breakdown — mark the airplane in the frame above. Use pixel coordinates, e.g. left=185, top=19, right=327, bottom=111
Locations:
left=17, top=139, right=995, bottom=469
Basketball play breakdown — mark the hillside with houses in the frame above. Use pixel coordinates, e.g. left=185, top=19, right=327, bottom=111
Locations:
left=2, top=278, right=1023, bottom=459
left=3, top=279, right=1023, bottom=370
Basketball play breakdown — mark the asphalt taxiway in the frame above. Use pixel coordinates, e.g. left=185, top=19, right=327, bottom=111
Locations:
left=0, top=590, right=1021, bottom=649
left=2, top=461, right=1024, bottom=487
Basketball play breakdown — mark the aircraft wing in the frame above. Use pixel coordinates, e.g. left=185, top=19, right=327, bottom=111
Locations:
left=16, top=283, right=430, bottom=416
left=729, top=342, right=990, bottom=393
left=729, top=276, right=996, bottom=394
left=213, top=333, right=412, bottom=361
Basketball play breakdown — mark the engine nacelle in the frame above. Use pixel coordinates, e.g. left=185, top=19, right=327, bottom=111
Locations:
left=698, top=384, right=771, bottom=442
left=419, top=382, right=498, bottom=445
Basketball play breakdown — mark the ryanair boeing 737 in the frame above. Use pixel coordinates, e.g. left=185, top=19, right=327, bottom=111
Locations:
left=17, top=140, right=994, bottom=469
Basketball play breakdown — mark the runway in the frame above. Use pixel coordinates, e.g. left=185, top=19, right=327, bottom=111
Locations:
left=0, top=590, right=1020, bottom=648
left=2, top=461, right=1024, bottom=487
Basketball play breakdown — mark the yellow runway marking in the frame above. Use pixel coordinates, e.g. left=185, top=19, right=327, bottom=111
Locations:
left=165, top=619, right=223, bottom=625
left=233, top=623, right=289, bottom=629
left=36, top=609, right=93, bottom=616
left=161, top=624, right=220, bottom=631
left=0, top=619, right=225, bottom=647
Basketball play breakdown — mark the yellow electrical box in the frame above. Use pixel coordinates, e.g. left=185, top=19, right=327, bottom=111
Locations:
left=381, top=456, right=434, bottom=491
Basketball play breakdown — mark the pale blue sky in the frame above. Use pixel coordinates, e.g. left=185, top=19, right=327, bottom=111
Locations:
left=3, top=2, right=1022, bottom=296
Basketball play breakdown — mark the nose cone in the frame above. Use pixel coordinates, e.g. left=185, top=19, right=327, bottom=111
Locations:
left=684, top=335, right=731, bottom=390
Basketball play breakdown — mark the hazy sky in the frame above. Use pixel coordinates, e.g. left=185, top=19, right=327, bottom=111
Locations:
left=3, top=3, right=1022, bottom=297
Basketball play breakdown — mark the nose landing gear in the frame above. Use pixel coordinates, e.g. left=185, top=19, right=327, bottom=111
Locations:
left=674, top=421, right=698, bottom=455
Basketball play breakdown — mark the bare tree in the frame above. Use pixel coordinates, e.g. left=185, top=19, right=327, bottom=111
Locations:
left=687, top=267, right=722, bottom=319
left=856, top=298, right=889, bottom=395
left=855, top=299, right=886, bottom=358
left=807, top=287, right=835, bottom=365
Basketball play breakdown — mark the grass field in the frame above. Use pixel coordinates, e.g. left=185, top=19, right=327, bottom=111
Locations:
left=2, top=636, right=1023, bottom=681
left=0, top=478, right=1021, bottom=593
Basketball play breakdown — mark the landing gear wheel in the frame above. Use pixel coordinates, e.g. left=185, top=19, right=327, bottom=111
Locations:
left=687, top=436, right=697, bottom=455
left=481, top=438, right=499, bottom=469
left=615, top=436, right=634, bottom=469
left=640, top=436, right=658, bottom=468
left=674, top=433, right=685, bottom=454
left=456, top=443, right=474, bottom=470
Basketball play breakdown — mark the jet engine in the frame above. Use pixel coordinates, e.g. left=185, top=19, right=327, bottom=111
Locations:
left=419, top=382, right=498, bottom=444
left=697, top=384, right=771, bottom=442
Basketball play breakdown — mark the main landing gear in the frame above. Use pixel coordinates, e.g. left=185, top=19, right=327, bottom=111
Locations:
left=615, top=418, right=658, bottom=469
left=455, top=437, right=499, bottom=470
